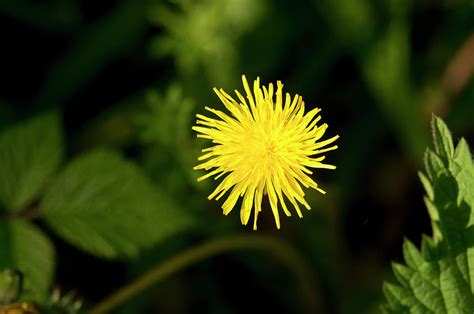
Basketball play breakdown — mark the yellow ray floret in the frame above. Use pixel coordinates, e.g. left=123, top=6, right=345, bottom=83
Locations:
left=193, top=75, right=339, bottom=230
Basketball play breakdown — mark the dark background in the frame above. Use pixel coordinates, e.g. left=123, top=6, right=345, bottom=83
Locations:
left=1, top=0, right=473, bottom=313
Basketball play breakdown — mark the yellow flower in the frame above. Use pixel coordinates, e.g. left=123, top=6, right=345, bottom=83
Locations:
left=193, top=75, right=339, bottom=229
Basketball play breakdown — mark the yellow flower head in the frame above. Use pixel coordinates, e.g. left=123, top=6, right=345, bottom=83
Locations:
left=193, top=75, right=339, bottom=230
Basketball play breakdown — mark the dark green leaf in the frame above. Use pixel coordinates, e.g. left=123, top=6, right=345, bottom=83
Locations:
left=40, top=149, right=195, bottom=259
left=0, top=113, right=63, bottom=211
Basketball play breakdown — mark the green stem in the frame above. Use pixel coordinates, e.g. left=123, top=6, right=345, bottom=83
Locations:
left=88, top=234, right=324, bottom=314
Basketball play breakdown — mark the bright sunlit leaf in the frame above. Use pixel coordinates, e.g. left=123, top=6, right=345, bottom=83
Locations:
left=382, top=115, right=474, bottom=313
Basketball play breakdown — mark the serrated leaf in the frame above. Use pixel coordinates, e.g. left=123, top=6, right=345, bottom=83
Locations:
left=0, top=113, right=63, bottom=211
left=392, top=262, right=414, bottom=287
left=454, top=138, right=472, bottom=170
left=424, top=197, right=440, bottom=223
left=402, top=240, right=424, bottom=270
left=410, top=271, right=445, bottom=311
left=381, top=302, right=409, bottom=314
left=451, top=140, right=474, bottom=212
left=421, top=234, right=438, bottom=260
left=419, top=172, right=434, bottom=201
left=424, top=149, right=445, bottom=181
left=383, top=116, right=474, bottom=313
left=431, top=115, right=454, bottom=162
left=0, top=219, right=55, bottom=303
left=383, top=282, right=420, bottom=309
left=40, top=149, right=195, bottom=259
left=383, top=282, right=405, bottom=308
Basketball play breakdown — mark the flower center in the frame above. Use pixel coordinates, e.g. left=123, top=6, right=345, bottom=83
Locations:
left=265, top=140, right=277, bottom=156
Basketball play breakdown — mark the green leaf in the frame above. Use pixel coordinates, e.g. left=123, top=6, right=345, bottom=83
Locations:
left=40, top=149, right=195, bottom=259
left=0, top=269, right=22, bottom=304
left=424, top=149, right=445, bottom=181
left=0, top=113, right=63, bottom=211
left=402, top=240, right=424, bottom=270
left=418, top=172, right=434, bottom=201
left=421, top=234, right=438, bottom=260
left=0, top=220, right=55, bottom=303
left=383, top=282, right=416, bottom=311
left=382, top=116, right=474, bottom=313
left=454, top=138, right=472, bottom=171
left=391, top=262, right=413, bottom=287
left=431, top=115, right=455, bottom=162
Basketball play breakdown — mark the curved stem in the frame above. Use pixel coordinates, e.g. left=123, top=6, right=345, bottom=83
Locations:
left=88, top=234, right=325, bottom=314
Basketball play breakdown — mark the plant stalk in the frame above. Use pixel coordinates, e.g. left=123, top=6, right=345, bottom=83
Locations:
left=88, top=234, right=324, bottom=314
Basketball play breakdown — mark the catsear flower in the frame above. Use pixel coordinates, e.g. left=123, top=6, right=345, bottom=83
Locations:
left=193, top=75, right=339, bottom=229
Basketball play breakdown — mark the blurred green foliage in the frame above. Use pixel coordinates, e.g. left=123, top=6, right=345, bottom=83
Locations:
left=0, top=269, right=22, bottom=304
left=0, top=220, right=54, bottom=303
left=136, top=86, right=198, bottom=193
left=0, top=0, right=473, bottom=313
left=0, top=113, right=62, bottom=211
left=41, top=148, right=194, bottom=259
left=148, top=0, right=265, bottom=85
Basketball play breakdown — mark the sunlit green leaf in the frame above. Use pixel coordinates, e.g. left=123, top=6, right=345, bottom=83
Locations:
left=454, top=138, right=472, bottom=170
left=0, top=220, right=55, bottom=303
left=0, top=113, right=63, bottom=211
left=431, top=115, right=455, bottom=162
left=424, top=150, right=445, bottom=182
left=40, top=149, right=195, bottom=259
left=383, top=116, right=474, bottom=313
